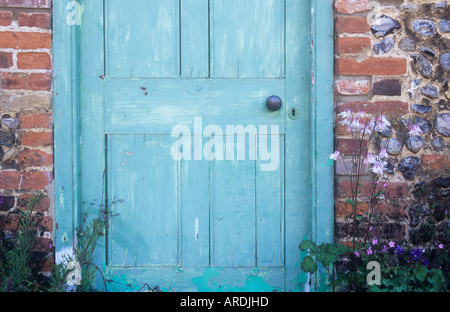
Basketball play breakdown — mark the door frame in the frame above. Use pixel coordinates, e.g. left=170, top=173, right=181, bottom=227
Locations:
left=53, top=0, right=335, bottom=291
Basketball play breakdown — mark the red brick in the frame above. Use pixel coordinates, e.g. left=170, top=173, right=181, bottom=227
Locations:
left=0, top=52, right=13, bottom=69
left=335, top=0, right=370, bottom=14
left=337, top=179, right=408, bottom=199
left=337, top=37, right=371, bottom=54
left=19, top=113, right=52, bottom=129
left=0, top=72, right=52, bottom=91
left=0, top=31, right=52, bottom=49
left=20, top=132, right=53, bottom=146
left=337, top=138, right=369, bottom=157
left=0, top=0, right=50, bottom=8
left=0, top=11, right=13, bottom=26
left=420, top=155, right=450, bottom=171
left=0, top=214, right=53, bottom=232
left=337, top=101, right=409, bottom=115
left=21, top=170, right=52, bottom=190
left=0, top=170, right=51, bottom=190
left=18, top=148, right=53, bottom=168
left=337, top=57, right=407, bottom=76
left=17, top=52, right=51, bottom=69
left=18, top=193, right=51, bottom=212
left=0, top=171, right=21, bottom=189
left=335, top=80, right=370, bottom=95
left=336, top=200, right=369, bottom=218
left=18, top=12, right=51, bottom=28
left=336, top=16, right=370, bottom=34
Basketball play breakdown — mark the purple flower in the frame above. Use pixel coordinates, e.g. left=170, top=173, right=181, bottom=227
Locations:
left=372, top=239, right=378, bottom=245
left=438, top=244, right=444, bottom=249
left=410, top=247, right=423, bottom=262
left=354, top=251, right=360, bottom=257
left=389, top=241, right=395, bottom=248
left=394, top=245, right=404, bottom=255
left=367, top=247, right=373, bottom=255
left=382, top=245, right=388, bottom=252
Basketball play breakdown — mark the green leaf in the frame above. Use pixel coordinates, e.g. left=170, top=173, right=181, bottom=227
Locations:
left=301, top=256, right=318, bottom=273
left=346, top=199, right=356, bottom=206
left=299, top=240, right=315, bottom=251
left=415, top=266, right=427, bottom=283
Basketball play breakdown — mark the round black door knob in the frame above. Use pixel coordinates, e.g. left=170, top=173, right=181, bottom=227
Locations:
left=266, top=95, right=282, bottom=111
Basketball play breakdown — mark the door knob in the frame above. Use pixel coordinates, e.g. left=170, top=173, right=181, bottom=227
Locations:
left=266, top=95, right=282, bottom=111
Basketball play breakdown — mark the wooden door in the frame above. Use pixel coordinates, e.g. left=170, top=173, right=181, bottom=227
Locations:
left=77, top=0, right=312, bottom=292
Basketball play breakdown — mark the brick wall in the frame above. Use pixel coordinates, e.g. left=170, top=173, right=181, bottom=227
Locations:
left=0, top=0, right=53, bottom=273
left=334, top=0, right=449, bottom=245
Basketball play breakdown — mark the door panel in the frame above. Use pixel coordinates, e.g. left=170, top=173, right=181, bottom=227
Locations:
left=79, top=0, right=311, bottom=292
left=210, top=0, right=285, bottom=78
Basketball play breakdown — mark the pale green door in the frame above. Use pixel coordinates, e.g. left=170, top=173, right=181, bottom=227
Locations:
left=77, top=0, right=312, bottom=292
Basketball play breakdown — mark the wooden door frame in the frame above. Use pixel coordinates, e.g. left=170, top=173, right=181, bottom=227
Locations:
left=53, top=0, right=335, bottom=291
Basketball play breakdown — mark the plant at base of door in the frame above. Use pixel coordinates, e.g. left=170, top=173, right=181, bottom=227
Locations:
left=0, top=194, right=44, bottom=292
left=300, top=110, right=449, bottom=292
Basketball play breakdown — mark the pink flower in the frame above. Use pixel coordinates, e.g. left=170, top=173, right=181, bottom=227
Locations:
left=408, top=123, right=423, bottom=136
left=354, top=251, right=360, bottom=257
left=365, top=153, right=377, bottom=164
left=338, top=109, right=353, bottom=119
left=364, top=117, right=376, bottom=134
left=382, top=183, right=388, bottom=188
left=438, top=244, right=444, bottom=249
left=329, top=151, right=342, bottom=161
left=375, top=115, right=391, bottom=132
left=348, top=118, right=365, bottom=132
left=372, top=239, right=378, bottom=245
left=371, top=161, right=385, bottom=175
left=379, top=147, right=388, bottom=159
left=389, top=241, right=395, bottom=248
left=367, top=247, right=373, bottom=255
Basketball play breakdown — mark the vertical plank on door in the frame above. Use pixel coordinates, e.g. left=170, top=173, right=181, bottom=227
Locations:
left=181, top=0, right=209, bottom=78
left=181, top=137, right=210, bottom=266
left=256, top=135, right=284, bottom=267
left=212, top=135, right=256, bottom=267
left=106, top=0, right=180, bottom=78
left=108, top=135, right=180, bottom=267
left=210, top=0, right=285, bottom=78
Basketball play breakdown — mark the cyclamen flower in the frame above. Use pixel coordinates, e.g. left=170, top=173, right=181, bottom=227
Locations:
left=408, top=123, right=423, bottom=136
left=329, top=151, right=342, bottom=161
